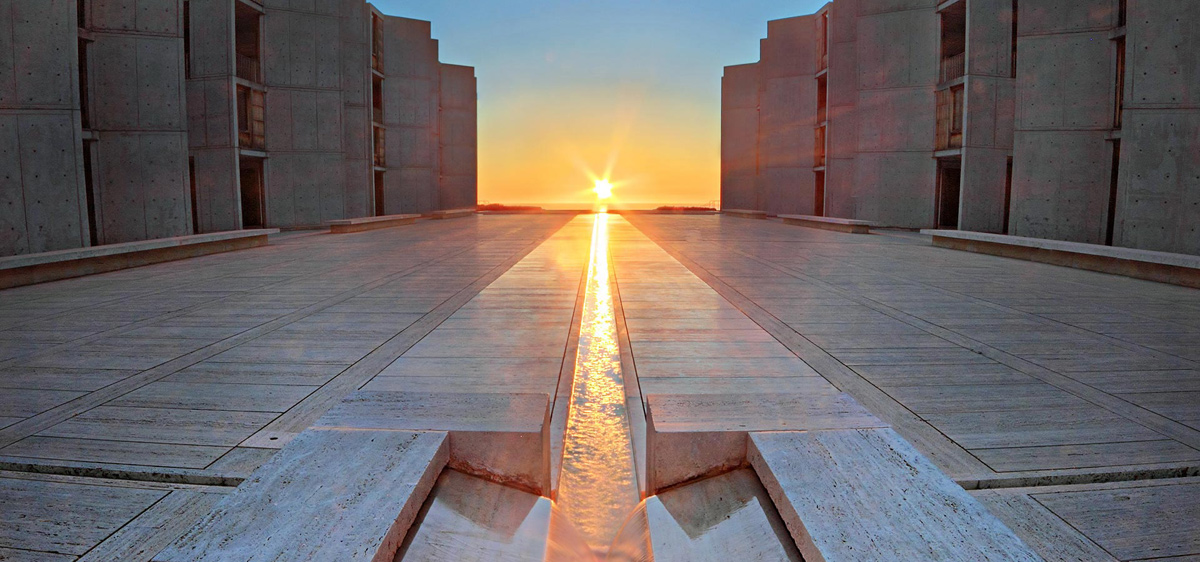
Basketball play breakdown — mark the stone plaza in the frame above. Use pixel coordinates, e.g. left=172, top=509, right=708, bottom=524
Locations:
left=0, top=212, right=1197, bottom=560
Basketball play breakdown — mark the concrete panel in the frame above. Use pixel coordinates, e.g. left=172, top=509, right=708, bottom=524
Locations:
left=762, top=77, right=814, bottom=168
left=191, top=148, right=239, bottom=232
left=1116, top=112, right=1200, bottom=255
left=966, top=76, right=1015, bottom=149
left=764, top=168, right=815, bottom=216
left=438, top=64, right=477, bottom=211
left=856, top=88, right=936, bottom=153
left=763, top=16, right=816, bottom=79
left=264, top=88, right=293, bottom=151
left=17, top=114, right=83, bottom=252
left=1127, top=0, right=1200, bottom=108
left=97, top=134, right=148, bottom=243
left=1019, top=0, right=1115, bottom=35
left=186, top=0, right=233, bottom=79
left=721, top=64, right=761, bottom=211
left=92, top=36, right=141, bottom=130
left=857, top=0, right=936, bottom=16
left=292, top=90, right=319, bottom=151
left=827, top=40, right=858, bottom=109
left=139, top=132, right=190, bottom=239
left=1010, top=130, right=1111, bottom=244
left=0, top=115, right=29, bottom=254
left=316, top=90, right=342, bottom=152
left=829, top=0, right=857, bottom=44
left=399, top=168, right=436, bottom=214
left=1016, top=32, right=1114, bottom=130
left=854, top=152, right=936, bottom=227
left=959, top=147, right=1010, bottom=233
left=383, top=17, right=437, bottom=79
left=856, top=8, right=937, bottom=90
left=825, top=157, right=858, bottom=218
left=136, top=36, right=185, bottom=129
left=10, top=0, right=75, bottom=107
left=967, top=0, right=1016, bottom=79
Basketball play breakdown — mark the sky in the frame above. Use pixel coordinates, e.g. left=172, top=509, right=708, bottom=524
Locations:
left=372, top=0, right=826, bottom=208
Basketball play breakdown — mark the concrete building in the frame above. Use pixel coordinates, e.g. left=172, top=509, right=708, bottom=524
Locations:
left=2, top=0, right=190, bottom=255
left=0, top=0, right=476, bottom=256
left=723, top=0, right=1200, bottom=256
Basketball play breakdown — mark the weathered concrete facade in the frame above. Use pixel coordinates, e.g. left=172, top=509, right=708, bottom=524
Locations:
left=1, top=0, right=190, bottom=255
left=0, top=0, right=476, bottom=256
left=726, top=0, right=1199, bottom=255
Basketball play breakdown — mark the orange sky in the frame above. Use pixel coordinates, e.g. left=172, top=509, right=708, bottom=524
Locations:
left=375, top=1, right=823, bottom=209
left=478, top=85, right=720, bottom=209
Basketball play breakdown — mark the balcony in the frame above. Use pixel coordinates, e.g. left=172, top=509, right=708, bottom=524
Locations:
left=940, top=52, right=965, bottom=84
left=815, top=126, right=827, bottom=167
left=373, top=127, right=386, bottom=167
left=237, top=53, right=260, bottom=83
left=935, top=86, right=964, bottom=151
left=237, top=86, right=266, bottom=151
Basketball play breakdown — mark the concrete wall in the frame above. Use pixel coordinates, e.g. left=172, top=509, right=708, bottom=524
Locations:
left=720, top=63, right=760, bottom=211
left=959, top=0, right=1016, bottom=232
left=261, top=0, right=346, bottom=228
left=382, top=16, right=438, bottom=214
left=1113, top=0, right=1200, bottom=255
left=185, top=0, right=239, bottom=232
left=759, top=16, right=817, bottom=216
left=825, top=0, right=858, bottom=219
left=438, top=63, right=476, bottom=211
left=89, top=0, right=191, bottom=244
left=340, top=0, right=371, bottom=218
left=0, top=0, right=88, bottom=254
left=1009, top=0, right=1116, bottom=244
left=853, top=0, right=938, bottom=228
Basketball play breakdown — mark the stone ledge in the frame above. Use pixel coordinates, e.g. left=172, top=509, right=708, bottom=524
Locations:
left=430, top=208, right=476, bottom=220
left=780, top=215, right=875, bottom=234
left=644, top=392, right=886, bottom=493
left=0, top=229, right=277, bottom=290
left=749, top=429, right=1043, bottom=562
left=924, top=229, right=1200, bottom=288
left=721, top=209, right=767, bottom=219
left=153, top=428, right=448, bottom=562
left=315, top=391, right=552, bottom=495
left=326, top=214, right=421, bottom=233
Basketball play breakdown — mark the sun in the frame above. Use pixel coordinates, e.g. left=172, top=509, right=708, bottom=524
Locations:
left=593, top=179, right=613, bottom=200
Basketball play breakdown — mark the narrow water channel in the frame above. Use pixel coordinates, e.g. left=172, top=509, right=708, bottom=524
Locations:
left=555, top=212, right=641, bottom=556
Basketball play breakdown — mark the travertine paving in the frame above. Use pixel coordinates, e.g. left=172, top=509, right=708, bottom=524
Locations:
left=1, top=213, right=1197, bottom=561
left=0, top=216, right=572, bottom=560
left=627, top=214, right=1200, bottom=561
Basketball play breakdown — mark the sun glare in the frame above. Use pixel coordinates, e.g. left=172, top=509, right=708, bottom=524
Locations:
left=593, top=179, right=614, bottom=200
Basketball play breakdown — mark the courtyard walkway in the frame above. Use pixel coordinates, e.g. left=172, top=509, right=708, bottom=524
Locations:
left=0, top=214, right=1196, bottom=561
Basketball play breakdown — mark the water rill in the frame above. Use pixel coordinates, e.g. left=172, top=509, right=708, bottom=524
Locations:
left=555, top=212, right=641, bottom=557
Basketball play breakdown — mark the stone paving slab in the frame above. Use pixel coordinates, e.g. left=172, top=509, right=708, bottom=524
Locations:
left=749, top=429, right=1043, bottom=562
left=315, top=390, right=551, bottom=494
left=154, top=429, right=448, bottom=562
left=624, top=215, right=1200, bottom=560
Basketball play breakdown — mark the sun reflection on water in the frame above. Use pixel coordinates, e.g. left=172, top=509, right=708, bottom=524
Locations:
left=556, top=212, right=639, bottom=556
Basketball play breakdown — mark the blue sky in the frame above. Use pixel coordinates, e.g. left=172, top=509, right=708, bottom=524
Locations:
left=371, top=0, right=826, bottom=206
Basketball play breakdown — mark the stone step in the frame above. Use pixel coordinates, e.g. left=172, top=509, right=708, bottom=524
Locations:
left=749, top=429, right=1044, bottom=562
left=0, top=229, right=277, bottom=289
left=327, top=214, right=421, bottom=233
left=645, top=392, right=885, bottom=492
left=779, top=214, right=875, bottom=234
left=316, top=390, right=552, bottom=494
left=153, top=428, right=447, bottom=562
